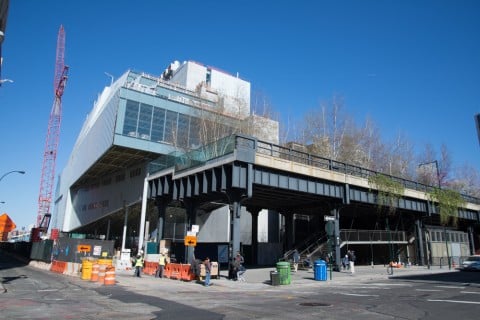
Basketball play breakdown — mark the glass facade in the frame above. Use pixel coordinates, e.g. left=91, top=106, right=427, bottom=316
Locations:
left=122, top=98, right=237, bottom=150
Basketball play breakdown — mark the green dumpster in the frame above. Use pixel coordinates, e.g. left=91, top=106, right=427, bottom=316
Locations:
left=276, top=261, right=291, bottom=285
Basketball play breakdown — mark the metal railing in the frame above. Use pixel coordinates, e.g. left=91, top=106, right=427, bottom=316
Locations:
left=341, top=230, right=407, bottom=243
left=150, top=134, right=480, bottom=205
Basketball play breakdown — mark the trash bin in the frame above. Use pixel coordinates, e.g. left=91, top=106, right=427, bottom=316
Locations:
left=270, top=271, right=280, bottom=286
left=276, top=261, right=291, bottom=285
left=314, top=259, right=327, bottom=281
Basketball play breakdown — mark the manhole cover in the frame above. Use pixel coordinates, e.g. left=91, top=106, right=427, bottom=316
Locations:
left=299, top=302, right=331, bottom=307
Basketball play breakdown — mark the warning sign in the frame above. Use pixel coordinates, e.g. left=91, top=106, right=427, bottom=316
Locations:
left=77, top=244, right=91, bottom=253
left=184, top=235, right=197, bottom=247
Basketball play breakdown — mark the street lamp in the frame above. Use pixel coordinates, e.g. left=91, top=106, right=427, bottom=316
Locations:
left=0, top=170, right=26, bottom=182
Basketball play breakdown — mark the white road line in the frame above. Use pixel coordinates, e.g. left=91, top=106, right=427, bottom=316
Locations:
left=339, top=293, right=379, bottom=297
left=415, top=289, right=443, bottom=292
left=37, top=289, right=59, bottom=292
left=369, top=283, right=412, bottom=287
left=460, top=291, right=480, bottom=295
left=428, top=299, right=480, bottom=305
left=435, top=285, right=466, bottom=289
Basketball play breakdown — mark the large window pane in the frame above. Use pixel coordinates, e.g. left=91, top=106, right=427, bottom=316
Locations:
left=164, top=110, right=178, bottom=144
left=123, top=100, right=139, bottom=137
left=151, top=107, right=166, bottom=142
left=177, top=114, right=190, bottom=148
left=189, top=117, right=201, bottom=148
left=138, top=103, right=153, bottom=140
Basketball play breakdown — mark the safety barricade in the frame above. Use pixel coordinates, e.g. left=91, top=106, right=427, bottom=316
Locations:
left=143, top=261, right=157, bottom=276
left=104, top=266, right=116, bottom=285
left=98, top=264, right=107, bottom=284
left=180, top=264, right=196, bottom=281
left=50, top=260, right=67, bottom=274
left=164, top=263, right=172, bottom=278
left=169, top=263, right=182, bottom=280
left=90, top=264, right=99, bottom=282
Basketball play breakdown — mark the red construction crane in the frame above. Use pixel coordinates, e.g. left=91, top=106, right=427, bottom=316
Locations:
left=34, top=25, right=69, bottom=238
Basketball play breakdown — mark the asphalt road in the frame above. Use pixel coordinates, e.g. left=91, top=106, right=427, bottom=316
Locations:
left=2, top=251, right=480, bottom=320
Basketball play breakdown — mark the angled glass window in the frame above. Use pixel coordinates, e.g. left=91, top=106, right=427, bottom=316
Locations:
left=124, top=100, right=140, bottom=137
left=164, top=110, right=178, bottom=144
left=138, top=103, right=153, bottom=140
left=177, top=113, right=190, bottom=148
left=151, top=107, right=166, bottom=142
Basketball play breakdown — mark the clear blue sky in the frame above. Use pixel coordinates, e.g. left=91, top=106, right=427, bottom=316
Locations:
left=1, top=0, right=479, bottom=230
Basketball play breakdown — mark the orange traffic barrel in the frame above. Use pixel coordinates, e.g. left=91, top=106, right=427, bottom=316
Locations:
left=90, top=264, right=100, bottom=282
left=104, top=266, right=116, bottom=286
left=98, top=264, right=107, bottom=284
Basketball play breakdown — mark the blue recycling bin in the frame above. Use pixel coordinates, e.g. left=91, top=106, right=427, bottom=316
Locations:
left=314, top=259, right=327, bottom=281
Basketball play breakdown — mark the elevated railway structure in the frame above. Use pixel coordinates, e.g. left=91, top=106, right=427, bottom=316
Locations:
left=141, top=134, right=479, bottom=269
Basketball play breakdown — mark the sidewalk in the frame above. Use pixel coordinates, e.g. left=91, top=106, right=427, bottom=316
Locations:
left=113, top=264, right=461, bottom=293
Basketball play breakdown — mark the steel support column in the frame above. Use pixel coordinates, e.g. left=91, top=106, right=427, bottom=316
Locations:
left=247, top=206, right=261, bottom=265
left=415, top=219, right=425, bottom=266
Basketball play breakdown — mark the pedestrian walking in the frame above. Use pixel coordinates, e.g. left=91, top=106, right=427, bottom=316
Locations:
left=292, top=249, right=300, bottom=272
left=348, top=250, right=356, bottom=274
left=204, top=257, right=212, bottom=287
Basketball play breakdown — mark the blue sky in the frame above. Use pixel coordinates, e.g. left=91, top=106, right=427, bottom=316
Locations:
left=1, top=0, right=479, bottom=230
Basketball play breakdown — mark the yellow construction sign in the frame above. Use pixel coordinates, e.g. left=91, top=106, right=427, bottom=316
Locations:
left=184, top=235, right=197, bottom=247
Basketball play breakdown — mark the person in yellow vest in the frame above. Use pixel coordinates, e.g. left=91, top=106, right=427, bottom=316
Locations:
left=156, top=251, right=168, bottom=278
left=134, top=254, right=144, bottom=277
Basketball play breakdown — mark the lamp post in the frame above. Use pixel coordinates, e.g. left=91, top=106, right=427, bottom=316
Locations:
left=0, top=170, right=26, bottom=182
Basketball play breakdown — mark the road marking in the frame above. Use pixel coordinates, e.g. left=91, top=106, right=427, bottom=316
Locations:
left=435, top=285, right=465, bottom=289
left=415, top=289, right=443, bottom=292
left=428, top=299, right=480, bottom=305
left=369, top=283, right=412, bottom=287
left=460, top=291, right=480, bottom=295
left=339, top=293, right=379, bottom=297
left=37, top=289, right=59, bottom=292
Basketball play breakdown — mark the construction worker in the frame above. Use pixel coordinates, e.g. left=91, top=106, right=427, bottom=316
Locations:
left=156, top=251, right=167, bottom=278
left=134, top=254, right=144, bottom=277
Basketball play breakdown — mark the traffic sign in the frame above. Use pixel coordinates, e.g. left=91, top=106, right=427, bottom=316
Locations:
left=184, top=235, right=197, bottom=247
left=324, top=215, right=335, bottom=221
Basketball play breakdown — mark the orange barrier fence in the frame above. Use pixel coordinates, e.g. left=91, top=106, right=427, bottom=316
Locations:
left=180, top=264, right=196, bottom=281
left=142, top=261, right=157, bottom=276
left=50, top=260, right=67, bottom=274
left=169, top=263, right=182, bottom=280
left=164, top=264, right=172, bottom=278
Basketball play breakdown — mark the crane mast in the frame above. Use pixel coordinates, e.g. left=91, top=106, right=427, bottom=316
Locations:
left=35, top=25, right=68, bottom=237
